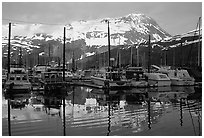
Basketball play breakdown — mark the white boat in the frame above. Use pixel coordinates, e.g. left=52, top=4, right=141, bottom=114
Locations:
left=144, top=73, right=171, bottom=87
left=91, top=67, right=130, bottom=88
left=5, top=67, right=32, bottom=93
left=156, top=66, right=195, bottom=86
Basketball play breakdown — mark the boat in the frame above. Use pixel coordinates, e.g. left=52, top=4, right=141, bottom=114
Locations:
left=144, top=72, right=171, bottom=87
left=47, top=66, right=75, bottom=81
left=169, top=70, right=195, bottom=86
left=5, top=67, right=32, bottom=93
left=57, top=71, right=74, bottom=81
left=91, top=67, right=130, bottom=88
left=2, top=69, right=7, bottom=88
left=41, top=71, right=63, bottom=83
left=33, top=64, right=51, bottom=79
left=8, top=93, right=31, bottom=109
left=125, top=67, right=148, bottom=87
left=154, top=65, right=195, bottom=86
left=90, top=21, right=130, bottom=89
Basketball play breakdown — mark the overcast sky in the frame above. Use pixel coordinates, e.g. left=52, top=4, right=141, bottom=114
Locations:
left=2, top=2, right=202, bottom=35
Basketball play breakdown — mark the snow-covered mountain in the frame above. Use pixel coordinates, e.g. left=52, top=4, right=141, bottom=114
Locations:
left=2, top=13, right=172, bottom=60
left=65, top=13, right=171, bottom=46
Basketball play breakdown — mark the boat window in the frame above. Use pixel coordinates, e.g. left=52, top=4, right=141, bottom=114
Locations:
left=159, top=75, right=167, bottom=79
left=36, top=71, right=41, bottom=74
left=112, top=72, right=120, bottom=81
left=51, top=74, right=56, bottom=79
left=10, top=77, right=15, bottom=80
left=174, top=71, right=177, bottom=76
left=16, top=76, right=21, bottom=80
left=22, top=75, right=27, bottom=80
left=106, top=73, right=111, bottom=79
left=45, top=74, right=49, bottom=79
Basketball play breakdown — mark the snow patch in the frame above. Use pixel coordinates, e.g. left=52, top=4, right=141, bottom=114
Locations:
left=85, top=52, right=95, bottom=57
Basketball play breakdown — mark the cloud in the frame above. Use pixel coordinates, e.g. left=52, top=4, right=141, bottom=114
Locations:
left=2, top=23, right=64, bottom=38
left=2, top=2, right=202, bottom=36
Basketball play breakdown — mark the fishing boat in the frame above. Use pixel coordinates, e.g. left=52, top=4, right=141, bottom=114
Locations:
left=48, top=66, right=74, bottom=81
left=8, top=93, right=31, bottom=109
left=5, top=67, right=32, bottom=93
left=33, top=64, right=51, bottom=79
left=91, top=20, right=130, bottom=89
left=91, top=67, right=130, bottom=88
left=125, top=67, right=148, bottom=87
left=41, top=71, right=63, bottom=83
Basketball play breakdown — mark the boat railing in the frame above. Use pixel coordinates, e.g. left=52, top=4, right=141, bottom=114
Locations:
left=41, top=72, right=63, bottom=83
left=8, top=73, right=30, bottom=82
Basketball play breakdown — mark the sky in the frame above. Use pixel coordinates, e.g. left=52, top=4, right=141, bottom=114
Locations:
left=2, top=2, right=202, bottom=36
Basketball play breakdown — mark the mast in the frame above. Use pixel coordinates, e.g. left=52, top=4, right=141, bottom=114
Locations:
left=173, top=48, right=175, bottom=67
left=7, top=23, right=11, bottom=136
left=119, top=48, right=121, bottom=68
left=116, top=48, right=121, bottom=68
left=165, top=49, right=167, bottom=66
left=148, top=35, right=151, bottom=73
left=180, top=40, right=183, bottom=67
left=7, top=23, right=11, bottom=74
left=198, top=17, right=201, bottom=67
left=72, top=51, right=75, bottom=72
left=107, top=20, right=111, bottom=68
left=48, top=43, right=51, bottom=65
left=130, top=45, right=133, bottom=66
left=63, top=27, right=66, bottom=81
left=137, top=45, right=139, bottom=67
left=19, top=47, right=22, bottom=67
left=143, top=51, right=146, bottom=67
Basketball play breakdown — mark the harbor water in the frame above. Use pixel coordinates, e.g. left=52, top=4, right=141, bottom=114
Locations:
left=2, top=86, right=202, bottom=136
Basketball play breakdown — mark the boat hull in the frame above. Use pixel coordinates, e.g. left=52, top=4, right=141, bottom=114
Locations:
left=148, top=79, right=171, bottom=87
left=131, top=80, right=148, bottom=87
left=5, top=82, right=32, bottom=93
left=145, top=73, right=171, bottom=87
left=170, top=78, right=195, bottom=86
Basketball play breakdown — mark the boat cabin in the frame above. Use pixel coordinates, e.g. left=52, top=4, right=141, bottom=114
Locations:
left=105, top=71, right=121, bottom=81
left=2, top=69, right=7, bottom=82
left=8, top=67, right=29, bottom=82
left=33, top=65, right=51, bottom=78
left=126, top=67, right=145, bottom=80
left=146, top=73, right=170, bottom=81
left=41, top=72, right=63, bottom=83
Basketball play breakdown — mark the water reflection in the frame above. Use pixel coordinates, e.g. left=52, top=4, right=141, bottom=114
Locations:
left=2, top=86, right=202, bottom=136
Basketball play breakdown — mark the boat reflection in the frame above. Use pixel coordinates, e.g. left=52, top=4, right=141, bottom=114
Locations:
left=3, top=85, right=201, bottom=136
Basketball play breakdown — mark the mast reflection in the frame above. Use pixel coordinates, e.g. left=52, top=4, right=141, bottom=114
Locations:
left=4, top=91, right=31, bottom=136
left=3, top=85, right=201, bottom=136
left=180, top=98, right=183, bottom=126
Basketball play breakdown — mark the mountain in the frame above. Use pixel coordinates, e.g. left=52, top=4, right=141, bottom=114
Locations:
left=2, top=12, right=175, bottom=68
left=66, top=13, right=171, bottom=46
left=2, top=13, right=171, bottom=60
